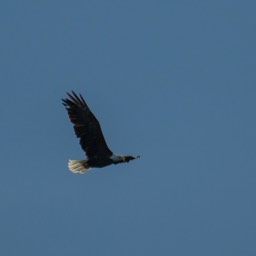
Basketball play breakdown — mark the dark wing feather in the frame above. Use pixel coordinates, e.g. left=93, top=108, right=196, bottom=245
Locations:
left=62, top=91, right=113, bottom=159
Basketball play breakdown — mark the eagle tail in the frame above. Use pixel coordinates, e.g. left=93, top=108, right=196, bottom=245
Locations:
left=68, top=160, right=91, bottom=174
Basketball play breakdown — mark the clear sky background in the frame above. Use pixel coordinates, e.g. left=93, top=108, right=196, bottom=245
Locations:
left=1, top=1, right=256, bottom=255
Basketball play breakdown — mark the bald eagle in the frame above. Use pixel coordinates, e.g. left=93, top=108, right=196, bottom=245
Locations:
left=62, top=91, right=140, bottom=173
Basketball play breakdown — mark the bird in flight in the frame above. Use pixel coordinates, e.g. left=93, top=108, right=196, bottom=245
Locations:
left=62, top=91, right=140, bottom=173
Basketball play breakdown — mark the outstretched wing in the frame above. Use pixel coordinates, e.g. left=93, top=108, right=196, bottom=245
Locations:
left=62, top=91, right=113, bottom=159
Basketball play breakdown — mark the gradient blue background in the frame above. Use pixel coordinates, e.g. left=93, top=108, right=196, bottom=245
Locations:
left=1, top=1, right=256, bottom=255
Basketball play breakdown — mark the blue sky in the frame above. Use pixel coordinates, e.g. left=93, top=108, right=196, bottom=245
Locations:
left=1, top=1, right=256, bottom=255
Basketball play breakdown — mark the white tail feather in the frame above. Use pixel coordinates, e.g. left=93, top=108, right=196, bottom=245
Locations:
left=68, top=160, right=91, bottom=174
